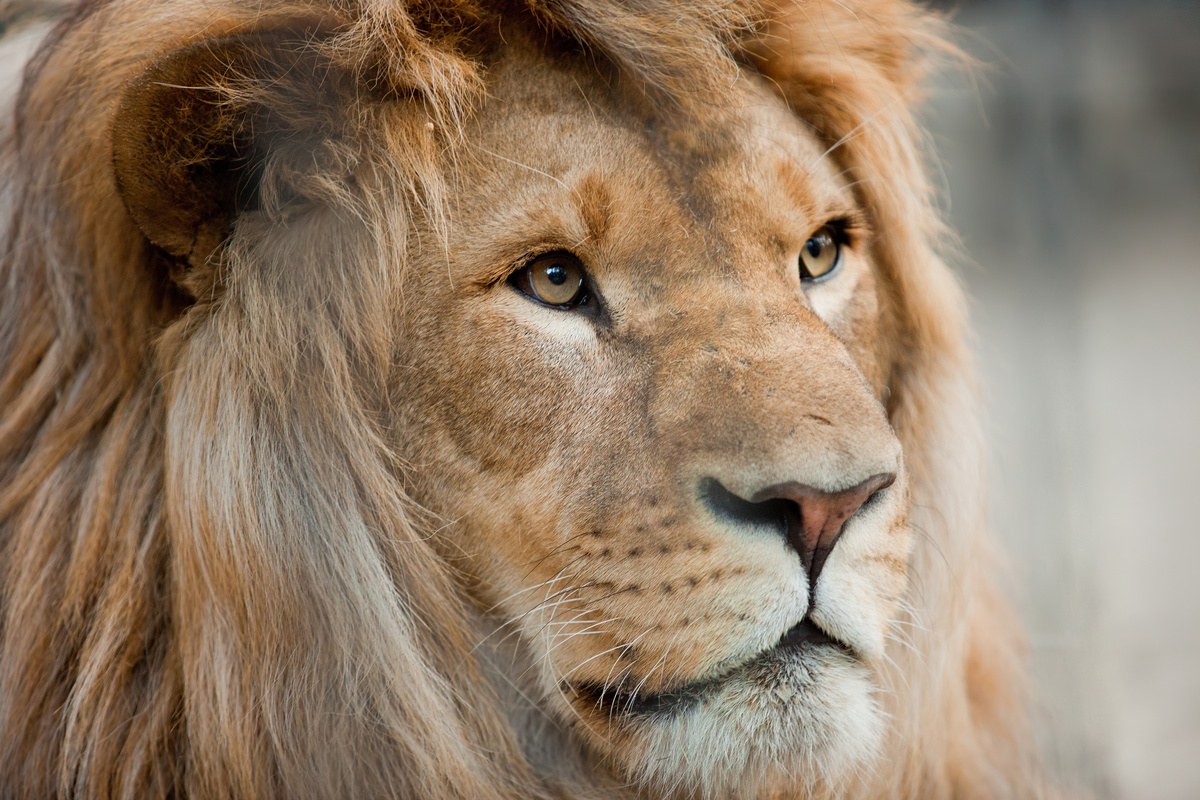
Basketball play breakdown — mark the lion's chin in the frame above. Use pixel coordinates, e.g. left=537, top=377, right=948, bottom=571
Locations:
left=608, top=644, right=885, bottom=799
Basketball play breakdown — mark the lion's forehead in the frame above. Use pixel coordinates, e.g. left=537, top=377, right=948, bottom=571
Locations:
left=446, top=46, right=853, bottom=293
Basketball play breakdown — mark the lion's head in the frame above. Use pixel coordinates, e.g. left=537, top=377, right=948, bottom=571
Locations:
left=0, top=1, right=1041, bottom=798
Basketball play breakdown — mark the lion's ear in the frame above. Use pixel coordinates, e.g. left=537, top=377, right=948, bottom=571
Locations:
left=112, top=29, right=352, bottom=272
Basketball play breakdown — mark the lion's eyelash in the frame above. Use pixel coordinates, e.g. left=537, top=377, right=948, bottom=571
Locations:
left=827, top=212, right=871, bottom=247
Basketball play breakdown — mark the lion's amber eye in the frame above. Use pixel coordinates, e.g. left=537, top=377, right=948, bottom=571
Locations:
left=799, top=225, right=842, bottom=282
left=511, top=252, right=587, bottom=307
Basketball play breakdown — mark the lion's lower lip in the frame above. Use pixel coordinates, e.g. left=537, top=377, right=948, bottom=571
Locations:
left=572, top=617, right=852, bottom=719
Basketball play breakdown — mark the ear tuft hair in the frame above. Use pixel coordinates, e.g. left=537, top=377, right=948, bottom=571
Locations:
left=112, top=28, right=354, bottom=271
left=527, top=0, right=765, bottom=103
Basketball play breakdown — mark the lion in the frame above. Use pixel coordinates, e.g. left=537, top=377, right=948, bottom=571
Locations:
left=0, top=0, right=1045, bottom=797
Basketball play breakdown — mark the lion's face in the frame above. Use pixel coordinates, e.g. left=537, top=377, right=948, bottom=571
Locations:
left=1, top=0, right=1047, bottom=797
left=392, top=47, right=912, bottom=793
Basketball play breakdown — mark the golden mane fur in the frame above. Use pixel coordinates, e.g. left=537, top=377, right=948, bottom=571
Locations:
left=0, top=1, right=1045, bottom=797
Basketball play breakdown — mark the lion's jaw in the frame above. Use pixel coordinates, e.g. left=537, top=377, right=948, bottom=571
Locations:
left=392, top=47, right=913, bottom=798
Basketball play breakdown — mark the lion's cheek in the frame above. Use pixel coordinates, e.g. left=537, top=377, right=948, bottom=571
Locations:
left=420, top=348, right=640, bottom=480
left=540, top=541, right=810, bottom=691
left=492, top=507, right=810, bottom=692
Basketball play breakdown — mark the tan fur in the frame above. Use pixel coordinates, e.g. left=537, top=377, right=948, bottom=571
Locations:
left=0, top=1, right=1045, bottom=797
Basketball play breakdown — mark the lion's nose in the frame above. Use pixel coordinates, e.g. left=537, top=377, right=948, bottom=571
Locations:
left=700, top=473, right=896, bottom=592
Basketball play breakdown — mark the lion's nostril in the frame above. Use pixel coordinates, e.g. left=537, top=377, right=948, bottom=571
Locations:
left=700, top=473, right=895, bottom=595
left=699, top=478, right=792, bottom=537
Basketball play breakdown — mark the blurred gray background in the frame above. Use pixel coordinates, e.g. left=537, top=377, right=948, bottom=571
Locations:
left=927, top=1, right=1199, bottom=797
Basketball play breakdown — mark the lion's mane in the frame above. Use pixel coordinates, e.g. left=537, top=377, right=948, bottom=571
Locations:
left=0, top=1, right=1041, bottom=797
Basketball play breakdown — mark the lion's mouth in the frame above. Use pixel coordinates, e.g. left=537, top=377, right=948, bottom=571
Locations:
left=571, top=617, right=853, bottom=719
left=777, top=615, right=847, bottom=650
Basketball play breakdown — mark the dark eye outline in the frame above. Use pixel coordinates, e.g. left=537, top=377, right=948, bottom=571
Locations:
left=798, top=222, right=849, bottom=283
left=508, top=250, right=592, bottom=310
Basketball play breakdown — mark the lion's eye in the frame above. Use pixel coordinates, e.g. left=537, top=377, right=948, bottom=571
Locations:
left=510, top=252, right=587, bottom=307
left=799, top=225, right=842, bottom=282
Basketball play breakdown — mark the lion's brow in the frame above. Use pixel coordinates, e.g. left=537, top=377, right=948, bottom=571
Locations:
left=575, top=173, right=613, bottom=245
